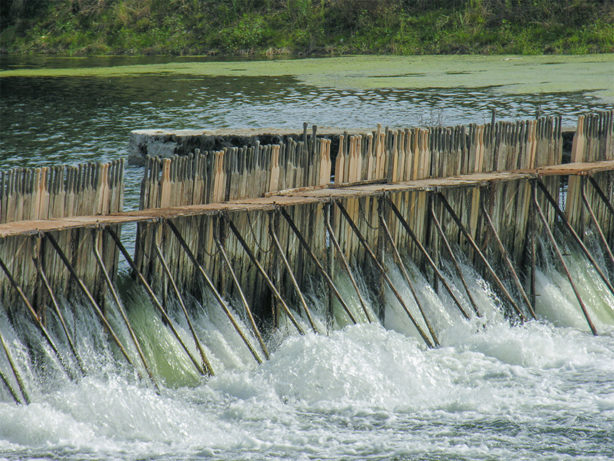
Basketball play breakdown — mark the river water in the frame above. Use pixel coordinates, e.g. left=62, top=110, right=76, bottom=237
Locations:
left=1, top=57, right=613, bottom=459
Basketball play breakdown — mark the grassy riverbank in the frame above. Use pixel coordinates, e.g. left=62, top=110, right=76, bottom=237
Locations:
left=1, top=1, right=614, bottom=56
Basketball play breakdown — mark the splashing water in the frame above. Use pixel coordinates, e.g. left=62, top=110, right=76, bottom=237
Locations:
left=1, top=247, right=613, bottom=460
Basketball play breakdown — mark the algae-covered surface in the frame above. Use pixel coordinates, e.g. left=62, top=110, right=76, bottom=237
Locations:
left=2, top=54, right=613, bottom=100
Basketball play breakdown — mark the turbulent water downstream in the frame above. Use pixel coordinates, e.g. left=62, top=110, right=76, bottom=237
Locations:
left=0, top=245, right=613, bottom=460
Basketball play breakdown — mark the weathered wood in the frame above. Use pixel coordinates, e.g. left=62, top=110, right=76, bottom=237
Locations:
left=325, top=202, right=373, bottom=323
left=378, top=206, right=439, bottom=346
left=480, top=199, right=536, bottom=319
left=0, top=330, right=29, bottom=404
left=536, top=179, right=614, bottom=297
left=429, top=204, right=477, bottom=319
left=436, top=192, right=527, bottom=322
left=269, top=216, right=318, bottom=333
left=153, top=231, right=216, bottom=373
left=104, top=227, right=207, bottom=375
left=336, top=200, right=433, bottom=348
left=533, top=182, right=597, bottom=335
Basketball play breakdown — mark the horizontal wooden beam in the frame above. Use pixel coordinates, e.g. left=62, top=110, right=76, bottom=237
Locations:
left=1, top=160, right=612, bottom=239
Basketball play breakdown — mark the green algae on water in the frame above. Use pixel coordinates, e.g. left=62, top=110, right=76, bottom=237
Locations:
left=1, top=54, right=613, bottom=100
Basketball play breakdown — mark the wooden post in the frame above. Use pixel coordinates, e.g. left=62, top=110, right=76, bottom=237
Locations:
left=45, top=232, right=140, bottom=371
left=0, top=250, right=70, bottom=376
left=225, top=215, right=305, bottom=336
left=278, top=206, right=358, bottom=325
left=326, top=203, right=336, bottom=330
left=0, top=365, right=22, bottom=405
left=480, top=199, right=537, bottom=319
left=324, top=202, right=373, bottom=323
left=581, top=176, right=614, bottom=268
left=104, top=227, right=207, bottom=375
left=436, top=192, right=527, bottom=322
left=335, top=200, right=434, bottom=348
left=0, top=330, right=30, bottom=404
left=529, top=195, right=537, bottom=311
left=33, top=249, right=85, bottom=376
left=536, top=179, right=614, bottom=297
left=378, top=204, right=440, bottom=346
left=153, top=233, right=217, bottom=373
left=588, top=176, right=614, bottom=219
left=532, top=182, right=597, bottom=335
left=92, top=229, right=161, bottom=388
left=385, top=197, right=473, bottom=319
left=214, top=227, right=270, bottom=359
left=269, top=215, right=318, bottom=333
left=428, top=204, right=477, bottom=319
left=165, top=218, right=269, bottom=362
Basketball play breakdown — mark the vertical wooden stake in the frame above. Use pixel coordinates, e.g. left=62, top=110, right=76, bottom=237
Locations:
left=480, top=199, right=537, bottom=319
left=0, top=330, right=30, bottom=404
left=153, top=230, right=216, bottom=374
left=536, top=179, right=614, bottom=297
left=336, top=200, right=433, bottom=348
left=533, top=182, right=597, bottom=335
left=92, top=229, right=161, bottom=388
left=385, top=197, right=472, bottom=319
left=214, top=224, right=270, bottom=359
left=0, top=250, right=70, bottom=376
left=428, top=204, right=476, bottom=319
left=278, top=207, right=357, bottom=325
left=581, top=176, right=614, bottom=268
left=33, top=246, right=85, bottom=376
left=324, top=202, right=373, bottom=323
left=436, top=192, right=527, bottom=322
left=165, top=218, right=267, bottom=361
left=269, top=214, right=319, bottom=333
left=225, top=215, right=305, bottom=336
left=103, top=227, right=207, bottom=374
left=378, top=203, right=440, bottom=346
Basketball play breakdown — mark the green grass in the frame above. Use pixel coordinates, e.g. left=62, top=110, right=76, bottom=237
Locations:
left=1, top=1, right=613, bottom=57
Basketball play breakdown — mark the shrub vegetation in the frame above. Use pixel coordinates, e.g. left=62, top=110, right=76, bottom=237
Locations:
left=1, top=0, right=613, bottom=56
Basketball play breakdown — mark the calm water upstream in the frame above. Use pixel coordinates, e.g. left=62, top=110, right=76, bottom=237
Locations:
left=0, top=57, right=613, bottom=459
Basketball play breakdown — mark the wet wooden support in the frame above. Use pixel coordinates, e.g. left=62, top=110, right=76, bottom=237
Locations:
left=588, top=176, right=614, bottom=220
left=105, top=227, right=209, bottom=373
left=529, top=198, right=537, bottom=311
left=93, top=230, right=160, bottom=388
left=0, top=330, right=30, bottom=404
left=45, top=232, right=138, bottom=372
left=0, top=250, right=71, bottom=376
left=385, top=197, right=472, bottom=319
left=153, top=234, right=215, bottom=375
left=436, top=192, right=527, bottom=322
left=581, top=177, right=614, bottom=269
left=33, top=251, right=85, bottom=375
left=226, top=216, right=304, bottom=336
left=269, top=216, right=318, bottom=333
left=429, top=204, right=477, bottom=319
left=536, top=179, right=614, bottom=297
left=0, top=364, right=22, bottom=405
left=324, top=203, right=373, bottom=323
left=480, top=200, right=537, bottom=320
left=166, top=219, right=266, bottom=362
left=378, top=204, right=440, bottom=346
left=214, top=230, right=270, bottom=359
left=278, top=207, right=358, bottom=325
left=533, top=182, right=597, bottom=335
left=336, top=200, right=434, bottom=348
